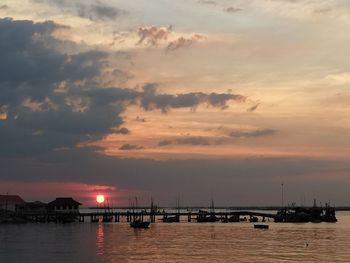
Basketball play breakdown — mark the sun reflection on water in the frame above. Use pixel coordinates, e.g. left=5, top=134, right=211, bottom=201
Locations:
left=96, top=223, right=104, bottom=256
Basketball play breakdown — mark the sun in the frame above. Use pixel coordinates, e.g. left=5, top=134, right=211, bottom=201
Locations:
left=96, top=194, right=105, bottom=204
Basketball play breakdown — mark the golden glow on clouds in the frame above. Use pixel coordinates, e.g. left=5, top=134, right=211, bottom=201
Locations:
left=3, top=0, right=350, bottom=160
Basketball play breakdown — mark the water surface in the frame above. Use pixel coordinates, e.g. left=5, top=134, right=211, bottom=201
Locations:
left=1, top=212, right=350, bottom=262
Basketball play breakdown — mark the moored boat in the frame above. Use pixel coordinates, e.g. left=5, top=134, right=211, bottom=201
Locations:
left=274, top=201, right=337, bottom=223
left=130, top=220, right=150, bottom=229
left=162, top=215, right=180, bottom=223
left=254, top=224, right=269, bottom=229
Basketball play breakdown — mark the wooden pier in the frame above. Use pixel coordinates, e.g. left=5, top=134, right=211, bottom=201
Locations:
left=14, top=209, right=276, bottom=224
left=5, top=205, right=338, bottom=224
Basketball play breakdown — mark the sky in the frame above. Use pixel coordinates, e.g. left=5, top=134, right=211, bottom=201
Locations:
left=1, top=0, right=350, bottom=206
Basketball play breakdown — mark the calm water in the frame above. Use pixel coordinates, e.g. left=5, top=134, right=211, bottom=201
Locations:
left=1, top=212, right=350, bottom=262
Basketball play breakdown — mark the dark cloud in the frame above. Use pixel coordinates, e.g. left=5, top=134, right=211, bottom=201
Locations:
left=0, top=18, right=119, bottom=156
left=119, top=144, right=143, bottom=150
left=76, top=4, right=126, bottom=21
left=0, top=18, right=245, bottom=158
left=115, top=127, right=130, bottom=134
left=158, top=136, right=228, bottom=147
left=2, top=148, right=348, bottom=205
left=176, top=137, right=210, bottom=145
left=140, top=83, right=245, bottom=112
left=158, top=140, right=172, bottom=146
left=230, top=129, right=276, bottom=138
left=166, top=34, right=206, bottom=52
left=137, top=25, right=172, bottom=46
left=224, top=7, right=243, bottom=13
left=247, top=102, right=260, bottom=112
left=0, top=5, right=8, bottom=9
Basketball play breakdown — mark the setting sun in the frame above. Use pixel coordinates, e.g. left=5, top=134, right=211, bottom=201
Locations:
left=96, top=194, right=105, bottom=204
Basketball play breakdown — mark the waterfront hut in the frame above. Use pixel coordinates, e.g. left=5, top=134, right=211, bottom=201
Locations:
left=0, top=194, right=25, bottom=212
left=16, top=201, right=48, bottom=215
left=47, top=198, right=82, bottom=213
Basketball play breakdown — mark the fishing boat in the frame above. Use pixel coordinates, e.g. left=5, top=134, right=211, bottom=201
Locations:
left=129, top=197, right=151, bottom=229
left=196, top=199, right=219, bottom=223
left=130, top=220, right=150, bottom=229
left=254, top=224, right=269, bottom=229
left=162, top=198, right=180, bottom=223
left=162, top=215, right=180, bottom=223
left=102, top=198, right=113, bottom=222
left=274, top=200, right=337, bottom=223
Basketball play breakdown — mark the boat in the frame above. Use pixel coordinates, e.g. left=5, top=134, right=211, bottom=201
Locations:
left=163, top=198, right=180, bottom=223
left=129, top=197, right=151, bottom=229
left=102, top=198, right=114, bottom=222
left=254, top=224, right=269, bottom=229
left=162, top=215, right=180, bottom=223
left=130, top=220, right=150, bottom=229
left=102, top=215, right=113, bottom=222
left=196, top=199, right=219, bottom=223
left=228, top=214, right=240, bottom=222
left=274, top=200, right=337, bottom=223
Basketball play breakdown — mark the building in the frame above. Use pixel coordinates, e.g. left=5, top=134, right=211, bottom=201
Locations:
left=16, top=201, right=48, bottom=215
left=0, top=195, right=25, bottom=212
left=47, top=197, right=82, bottom=213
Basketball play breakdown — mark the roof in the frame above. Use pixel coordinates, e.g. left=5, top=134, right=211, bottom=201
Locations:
left=0, top=195, right=25, bottom=204
left=20, top=201, right=47, bottom=207
left=48, top=197, right=82, bottom=206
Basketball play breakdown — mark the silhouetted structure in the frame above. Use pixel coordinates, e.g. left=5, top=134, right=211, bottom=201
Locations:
left=16, top=201, right=47, bottom=215
left=196, top=199, right=219, bottom=223
left=274, top=202, right=337, bottom=223
left=47, top=197, right=81, bottom=213
left=0, top=194, right=25, bottom=212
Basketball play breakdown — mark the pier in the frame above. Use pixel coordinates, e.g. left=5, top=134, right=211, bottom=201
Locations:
left=8, top=204, right=337, bottom=224
left=9, top=208, right=277, bottom=224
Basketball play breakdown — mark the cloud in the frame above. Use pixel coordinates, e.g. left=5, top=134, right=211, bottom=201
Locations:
left=158, top=140, right=172, bottom=146
left=230, top=129, right=276, bottom=138
left=0, top=18, right=127, bottom=156
left=247, top=103, right=260, bottom=112
left=115, top=127, right=130, bottom=134
left=158, top=136, right=229, bottom=147
left=33, top=0, right=125, bottom=21
left=0, top=5, right=8, bottom=9
left=2, top=147, right=348, bottom=205
left=198, top=0, right=217, bottom=5
left=325, top=72, right=350, bottom=85
left=0, top=18, right=246, bottom=158
left=119, top=144, right=144, bottom=150
left=313, top=8, right=333, bottom=14
left=135, top=116, right=146, bottom=122
left=166, top=34, right=206, bottom=52
left=140, top=83, right=245, bottom=112
left=76, top=4, right=126, bottom=21
left=176, top=137, right=210, bottom=145
left=137, top=25, right=172, bottom=46
left=224, top=7, right=243, bottom=13
left=136, top=25, right=206, bottom=52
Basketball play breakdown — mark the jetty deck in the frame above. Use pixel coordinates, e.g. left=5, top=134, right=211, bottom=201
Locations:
left=4, top=205, right=337, bottom=224
left=13, top=209, right=276, bottom=223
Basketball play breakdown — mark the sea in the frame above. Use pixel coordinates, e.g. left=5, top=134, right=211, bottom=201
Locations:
left=1, top=211, right=350, bottom=263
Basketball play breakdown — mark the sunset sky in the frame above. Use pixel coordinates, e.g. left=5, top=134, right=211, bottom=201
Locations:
left=1, top=0, right=350, bottom=206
